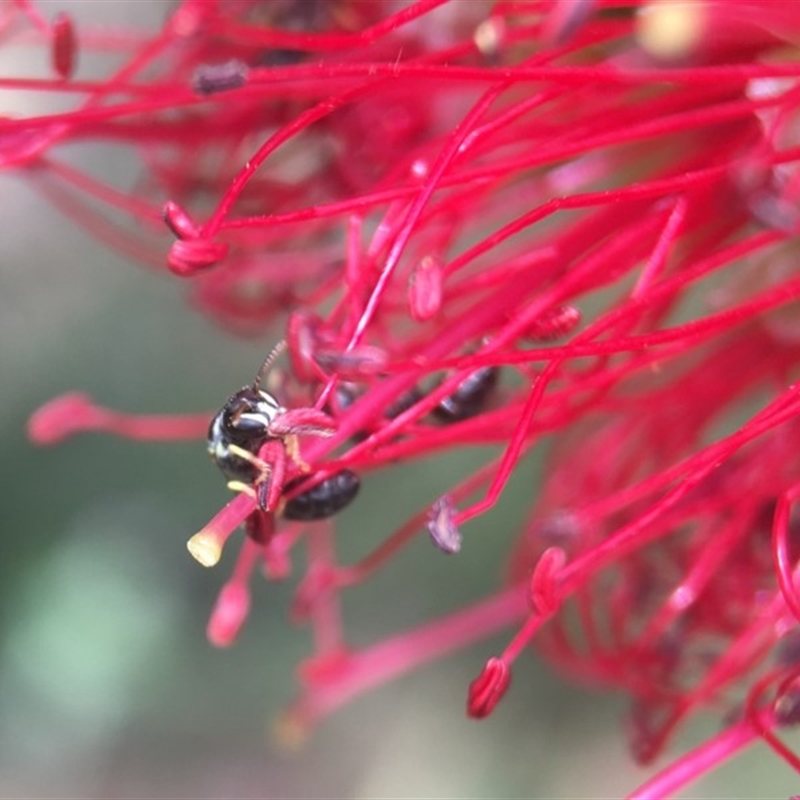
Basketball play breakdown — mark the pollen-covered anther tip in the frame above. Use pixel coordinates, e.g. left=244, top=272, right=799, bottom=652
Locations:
left=186, top=529, right=224, bottom=567
left=473, top=17, right=505, bottom=60
left=427, top=495, right=462, bottom=554
left=468, top=657, right=511, bottom=719
left=27, top=392, right=98, bottom=445
left=207, top=582, right=250, bottom=647
left=636, top=1, right=706, bottom=61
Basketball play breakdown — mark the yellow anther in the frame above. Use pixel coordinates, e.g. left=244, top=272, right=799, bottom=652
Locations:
left=636, top=2, right=705, bottom=61
left=186, top=529, right=224, bottom=567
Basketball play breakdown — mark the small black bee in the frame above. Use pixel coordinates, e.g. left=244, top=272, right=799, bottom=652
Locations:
left=432, top=366, right=499, bottom=423
left=386, top=386, right=424, bottom=420
left=325, top=382, right=423, bottom=444
left=282, top=469, right=361, bottom=521
left=207, top=384, right=283, bottom=484
left=207, top=341, right=336, bottom=510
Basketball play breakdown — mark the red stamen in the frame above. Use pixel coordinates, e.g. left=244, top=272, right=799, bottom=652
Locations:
left=51, top=11, right=76, bottom=80
left=467, top=657, right=511, bottom=719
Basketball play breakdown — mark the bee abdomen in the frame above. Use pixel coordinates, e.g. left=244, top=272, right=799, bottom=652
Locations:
left=282, top=469, right=361, bottom=521
left=432, top=366, right=499, bottom=422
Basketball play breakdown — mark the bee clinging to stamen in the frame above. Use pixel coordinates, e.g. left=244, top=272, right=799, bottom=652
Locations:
left=207, top=341, right=337, bottom=512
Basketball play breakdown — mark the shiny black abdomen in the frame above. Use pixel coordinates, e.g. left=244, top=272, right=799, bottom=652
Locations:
left=282, top=469, right=360, bottom=521
left=433, top=367, right=499, bottom=422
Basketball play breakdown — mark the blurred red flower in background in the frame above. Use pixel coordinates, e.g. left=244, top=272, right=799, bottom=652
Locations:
left=8, top=0, right=800, bottom=795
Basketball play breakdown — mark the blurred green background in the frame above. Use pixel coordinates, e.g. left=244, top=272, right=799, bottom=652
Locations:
left=1, top=2, right=799, bottom=797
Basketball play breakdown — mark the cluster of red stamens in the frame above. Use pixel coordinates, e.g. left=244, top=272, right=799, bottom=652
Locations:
left=9, top=0, right=800, bottom=795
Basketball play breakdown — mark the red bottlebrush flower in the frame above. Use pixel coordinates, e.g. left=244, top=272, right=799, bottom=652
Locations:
left=10, top=0, right=800, bottom=795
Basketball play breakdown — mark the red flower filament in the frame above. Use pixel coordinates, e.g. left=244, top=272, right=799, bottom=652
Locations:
left=9, top=0, right=800, bottom=795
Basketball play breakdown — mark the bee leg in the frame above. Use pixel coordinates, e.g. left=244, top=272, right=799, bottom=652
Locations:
left=254, top=439, right=287, bottom=512
left=226, top=444, right=275, bottom=509
left=226, top=480, right=257, bottom=500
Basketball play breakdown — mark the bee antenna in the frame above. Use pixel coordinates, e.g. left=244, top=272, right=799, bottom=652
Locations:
left=253, top=340, right=287, bottom=388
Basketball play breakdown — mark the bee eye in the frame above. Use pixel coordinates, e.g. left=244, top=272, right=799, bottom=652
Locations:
left=232, top=412, right=269, bottom=433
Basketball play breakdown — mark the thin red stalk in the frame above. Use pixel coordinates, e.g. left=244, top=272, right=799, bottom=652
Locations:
left=305, top=523, right=344, bottom=658
left=563, top=387, right=800, bottom=594
left=333, top=457, right=507, bottom=589
left=625, top=715, right=762, bottom=800
left=292, top=586, right=527, bottom=726
left=217, top=0, right=450, bottom=52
